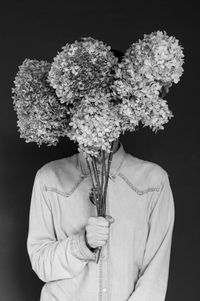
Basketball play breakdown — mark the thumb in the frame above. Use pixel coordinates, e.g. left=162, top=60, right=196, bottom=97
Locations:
left=105, top=215, right=115, bottom=225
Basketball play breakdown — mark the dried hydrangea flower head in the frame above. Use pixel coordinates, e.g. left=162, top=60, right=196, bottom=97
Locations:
left=67, top=92, right=121, bottom=157
left=125, top=30, right=184, bottom=84
left=12, top=59, right=69, bottom=146
left=48, top=37, right=118, bottom=105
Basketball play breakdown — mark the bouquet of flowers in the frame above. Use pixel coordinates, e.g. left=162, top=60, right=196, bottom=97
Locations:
left=112, top=31, right=184, bottom=132
left=47, top=38, right=121, bottom=224
left=12, top=31, right=184, bottom=263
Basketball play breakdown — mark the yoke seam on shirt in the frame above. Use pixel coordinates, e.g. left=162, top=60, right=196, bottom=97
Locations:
left=44, top=176, right=86, bottom=197
left=118, top=172, right=160, bottom=195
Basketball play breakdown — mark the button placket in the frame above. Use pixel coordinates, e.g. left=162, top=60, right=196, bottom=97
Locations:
left=98, top=186, right=111, bottom=301
left=99, top=245, right=108, bottom=301
left=106, top=183, right=112, bottom=301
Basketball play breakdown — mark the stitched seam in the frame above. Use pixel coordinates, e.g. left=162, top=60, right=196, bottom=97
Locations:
left=119, top=172, right=160, bottom=195
left=68, top=176, right=85, bottom=195
left=71, top=233, right=94, bottom=261
left=78, top=233, right=89, bottom=259
left=107, top=233, right=111, bottom=300
left=99, top=255, right=103, bottom=301
left=71, top=235, right=80, bottom=260
left=44, top=176, right=85, bottom=197
left=107, top=187, right=111, bottom=300
left=44, top=186, right=70, bottom=197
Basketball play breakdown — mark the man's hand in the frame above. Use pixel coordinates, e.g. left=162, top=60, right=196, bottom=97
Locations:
left=85, top=215, right=115, bottom=250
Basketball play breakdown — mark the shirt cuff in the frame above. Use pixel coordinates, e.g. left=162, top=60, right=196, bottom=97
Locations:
left=70, top=230, right=97, bottom=262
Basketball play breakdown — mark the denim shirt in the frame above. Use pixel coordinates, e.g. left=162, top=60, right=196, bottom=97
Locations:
left=27, top=143, right=175, bottom=301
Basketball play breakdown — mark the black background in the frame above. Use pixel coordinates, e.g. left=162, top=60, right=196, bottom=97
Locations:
left=0, top=0, right=199, bottom=300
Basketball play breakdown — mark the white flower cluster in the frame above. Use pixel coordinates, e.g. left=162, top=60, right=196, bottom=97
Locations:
left=67, top=93, right=121, bottom=157
left=12, top=59, right=69, bottom=146
left=125, top=30, right=184, bottom=84
left=12, top=33, right=184, bottom=155
left=48, top=37, right=118, bottom=105
left=112, top=31, right=184, bottom=132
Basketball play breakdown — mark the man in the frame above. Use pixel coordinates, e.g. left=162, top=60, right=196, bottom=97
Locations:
left=27, top=140, right=175, bottom=301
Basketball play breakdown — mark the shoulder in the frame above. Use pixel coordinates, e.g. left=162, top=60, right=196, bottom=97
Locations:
left=35, top=153, right=79, bottom=187
left=122, top=151, right=168, bottom=188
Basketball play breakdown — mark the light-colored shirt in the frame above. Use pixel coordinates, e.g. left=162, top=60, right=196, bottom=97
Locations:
left=27, top=143, right=175, bottom=301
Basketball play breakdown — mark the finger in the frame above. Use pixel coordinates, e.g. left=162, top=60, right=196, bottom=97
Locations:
left=88, top=237, right=108, bottom=248
left=87, top=224, right=109, bottom=233
left=89, top=216, right=109, bottom=227
left=105, top=215, right=115, bottom=225
left=95, top=233, right=109, bottom=240
left=92, top=225, right=109, bottom=234
left=87, top=231, right=109, bottom=241
left=93, top=240, right=106, bottom=247
left=94, top=238, right=108, bottom=245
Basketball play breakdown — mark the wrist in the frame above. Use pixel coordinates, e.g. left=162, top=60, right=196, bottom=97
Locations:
left=84, top=230, right=97, bottom=253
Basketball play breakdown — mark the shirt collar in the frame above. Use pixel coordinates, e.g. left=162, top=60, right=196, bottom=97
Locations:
left=77, top=142, right=126, bottom=181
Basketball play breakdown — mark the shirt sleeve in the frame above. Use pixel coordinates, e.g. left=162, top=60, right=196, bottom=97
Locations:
left=27, top=168, right=97, bottom=283
left=128, top=171, right=175, bottom=301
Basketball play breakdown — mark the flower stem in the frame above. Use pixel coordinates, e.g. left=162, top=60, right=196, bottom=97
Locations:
left=103, top=141, right=114, bottom=216
left=92, top=158, right=101, bottom=215
left=96, top=143, right=115, bottom=264
left=86, top=158, right=99, bottom=213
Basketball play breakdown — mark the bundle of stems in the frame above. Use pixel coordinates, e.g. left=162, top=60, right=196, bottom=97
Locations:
left=86, top=141, right=115, bottom=263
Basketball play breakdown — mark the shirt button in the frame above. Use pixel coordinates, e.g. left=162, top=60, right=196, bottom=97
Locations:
left=102, top=288, right=107, bottom=293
